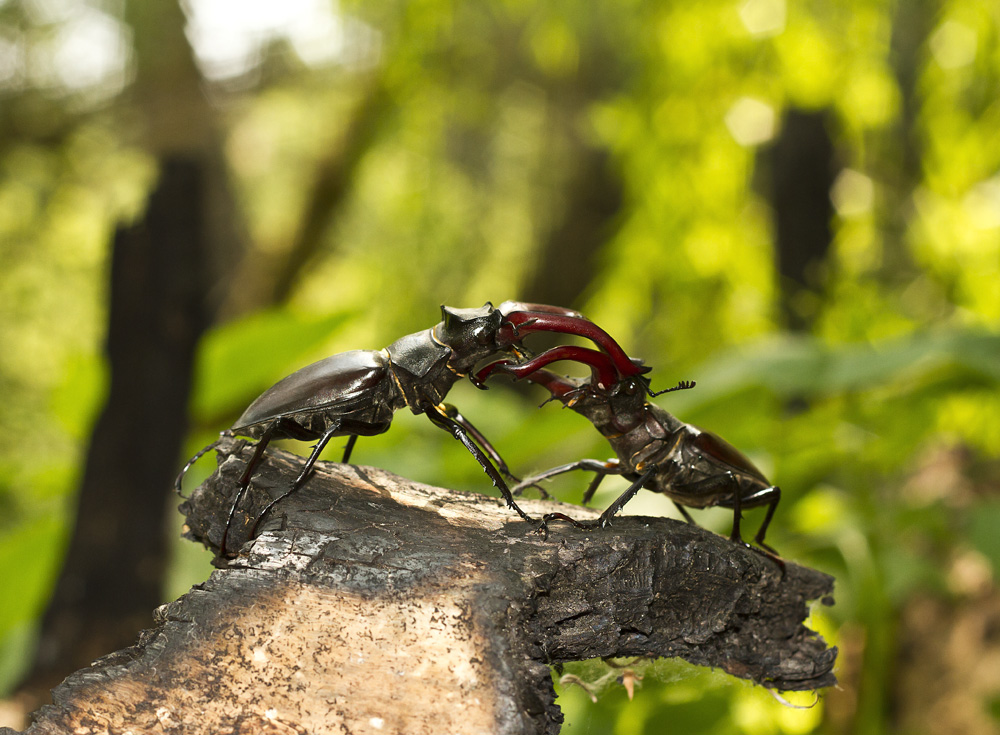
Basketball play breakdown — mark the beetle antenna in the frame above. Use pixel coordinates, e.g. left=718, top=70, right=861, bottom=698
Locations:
left=648, top=379, right=696, bottom=397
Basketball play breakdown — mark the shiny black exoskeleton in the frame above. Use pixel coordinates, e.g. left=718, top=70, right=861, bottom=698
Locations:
left=176, top=302, right=643, bottom=556
left=475, top=345, right=782, bottom=555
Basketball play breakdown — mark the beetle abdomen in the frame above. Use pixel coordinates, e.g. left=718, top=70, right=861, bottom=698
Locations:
left=689, top=429, right=769, bottom=484
left=234, top=350, right=392, bottom=430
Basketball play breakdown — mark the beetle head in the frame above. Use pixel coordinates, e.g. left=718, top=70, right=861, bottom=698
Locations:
left=437, top=303, right=507, bottom=368
left=606, top=376, right=652, bottom=429
left=559, top=375, right=649, bottom=436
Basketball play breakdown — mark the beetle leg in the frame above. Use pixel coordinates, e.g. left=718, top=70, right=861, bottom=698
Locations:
left=595, top=467, right=656, bottom=528
left=711, top=480, right=783, bottom=556
left=174, top=431, right=229, bottom=497
left=581, top=462, right=620, bottom=505
left=222, top=422, right=281, bottom=557
left=739, top=485, right=784, bottom=572
left=543, top=467, right=655, bottom=530
left=672, top=501, right=697, bottom=525
left=440, top=401, right=553, bottom=497
left=509, top=463, right=584, bottom=499
left=539, top=511, right=592, bottom=529
left=440, top=403, right=520, bottom=483
left=668, top=471, right=748, bottom=542
left=425, top=403, right=539, bottom=526
left=742, top=485, right=781, bottom=555
left=341, top=434, right=358, bottom=464
left=727, top=473, right=745, bottom=546
left=509, top=458, right=621, bottom=500
left=515, top=483, right=551, bottom=500
left=249, top=421, right=343, bottom=541
left=440, top=403, right=552, bottom=497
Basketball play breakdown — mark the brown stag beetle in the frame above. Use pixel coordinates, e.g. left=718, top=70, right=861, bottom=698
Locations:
left=474, top=345, right=782, bottom=557
left=176, top=301, right=644, bottom=556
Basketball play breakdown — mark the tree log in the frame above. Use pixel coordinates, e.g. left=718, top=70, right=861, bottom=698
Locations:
left=10, top=436, right=837, bottom=735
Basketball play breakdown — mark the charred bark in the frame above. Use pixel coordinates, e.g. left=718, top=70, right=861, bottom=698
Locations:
left=11, top=437, right=836, bottom=735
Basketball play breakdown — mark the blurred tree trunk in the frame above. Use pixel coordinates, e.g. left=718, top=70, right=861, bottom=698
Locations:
left=17, top=0, right=238, bottom=701
left=520, top=139, right=623, bottom=309
left=767, top=108, right=838, bottom=331
left=262, top=76, right=391, bottom=307
left=518, top=38, right=626, bottom=309
left=878, top=0, right=938, bottom=284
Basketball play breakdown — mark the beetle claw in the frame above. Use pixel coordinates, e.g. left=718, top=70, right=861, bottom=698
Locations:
left=533, top=519, right=550, bottom=539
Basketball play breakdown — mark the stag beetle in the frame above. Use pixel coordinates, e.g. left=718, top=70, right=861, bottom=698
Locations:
left=474, top=345, right=782, bottom=555
left=176, top=301, right=644, bottom=556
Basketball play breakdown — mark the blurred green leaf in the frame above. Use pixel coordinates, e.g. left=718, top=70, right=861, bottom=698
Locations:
left=689, top=330, right=1000, bottom=401
left=192, top=308, right=354, bottom=420
left=966, top=500, right=1000, bottom=571
left=0, top=622, right=34, bottom=695
left=643, top=692, right=730, bottom=734
left=0, top=516, right=63, bottom=633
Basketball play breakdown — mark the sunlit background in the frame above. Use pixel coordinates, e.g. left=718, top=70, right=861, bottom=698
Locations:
left=2, top=0, right=999, bottom=732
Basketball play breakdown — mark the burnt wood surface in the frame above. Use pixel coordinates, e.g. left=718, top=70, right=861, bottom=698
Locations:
left=10, top=436, right=837, bottom=735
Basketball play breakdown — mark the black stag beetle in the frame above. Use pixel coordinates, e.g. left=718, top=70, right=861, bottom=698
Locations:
left=473, top=344, right=782, bottom=558
left=176, top=301, right=645, bottom=556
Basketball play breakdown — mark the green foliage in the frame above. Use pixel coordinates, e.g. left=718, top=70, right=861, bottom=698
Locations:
left=192, top=307, right=355, bottom=420
left=555, top=658, right=823, bottom=735
left=0, top=516, right=65, bottom=693
left=967, top=500, right=1000, bottom=571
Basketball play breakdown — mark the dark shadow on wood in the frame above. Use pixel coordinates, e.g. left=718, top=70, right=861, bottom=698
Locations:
left=9, top=437, right=836, bottom=735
